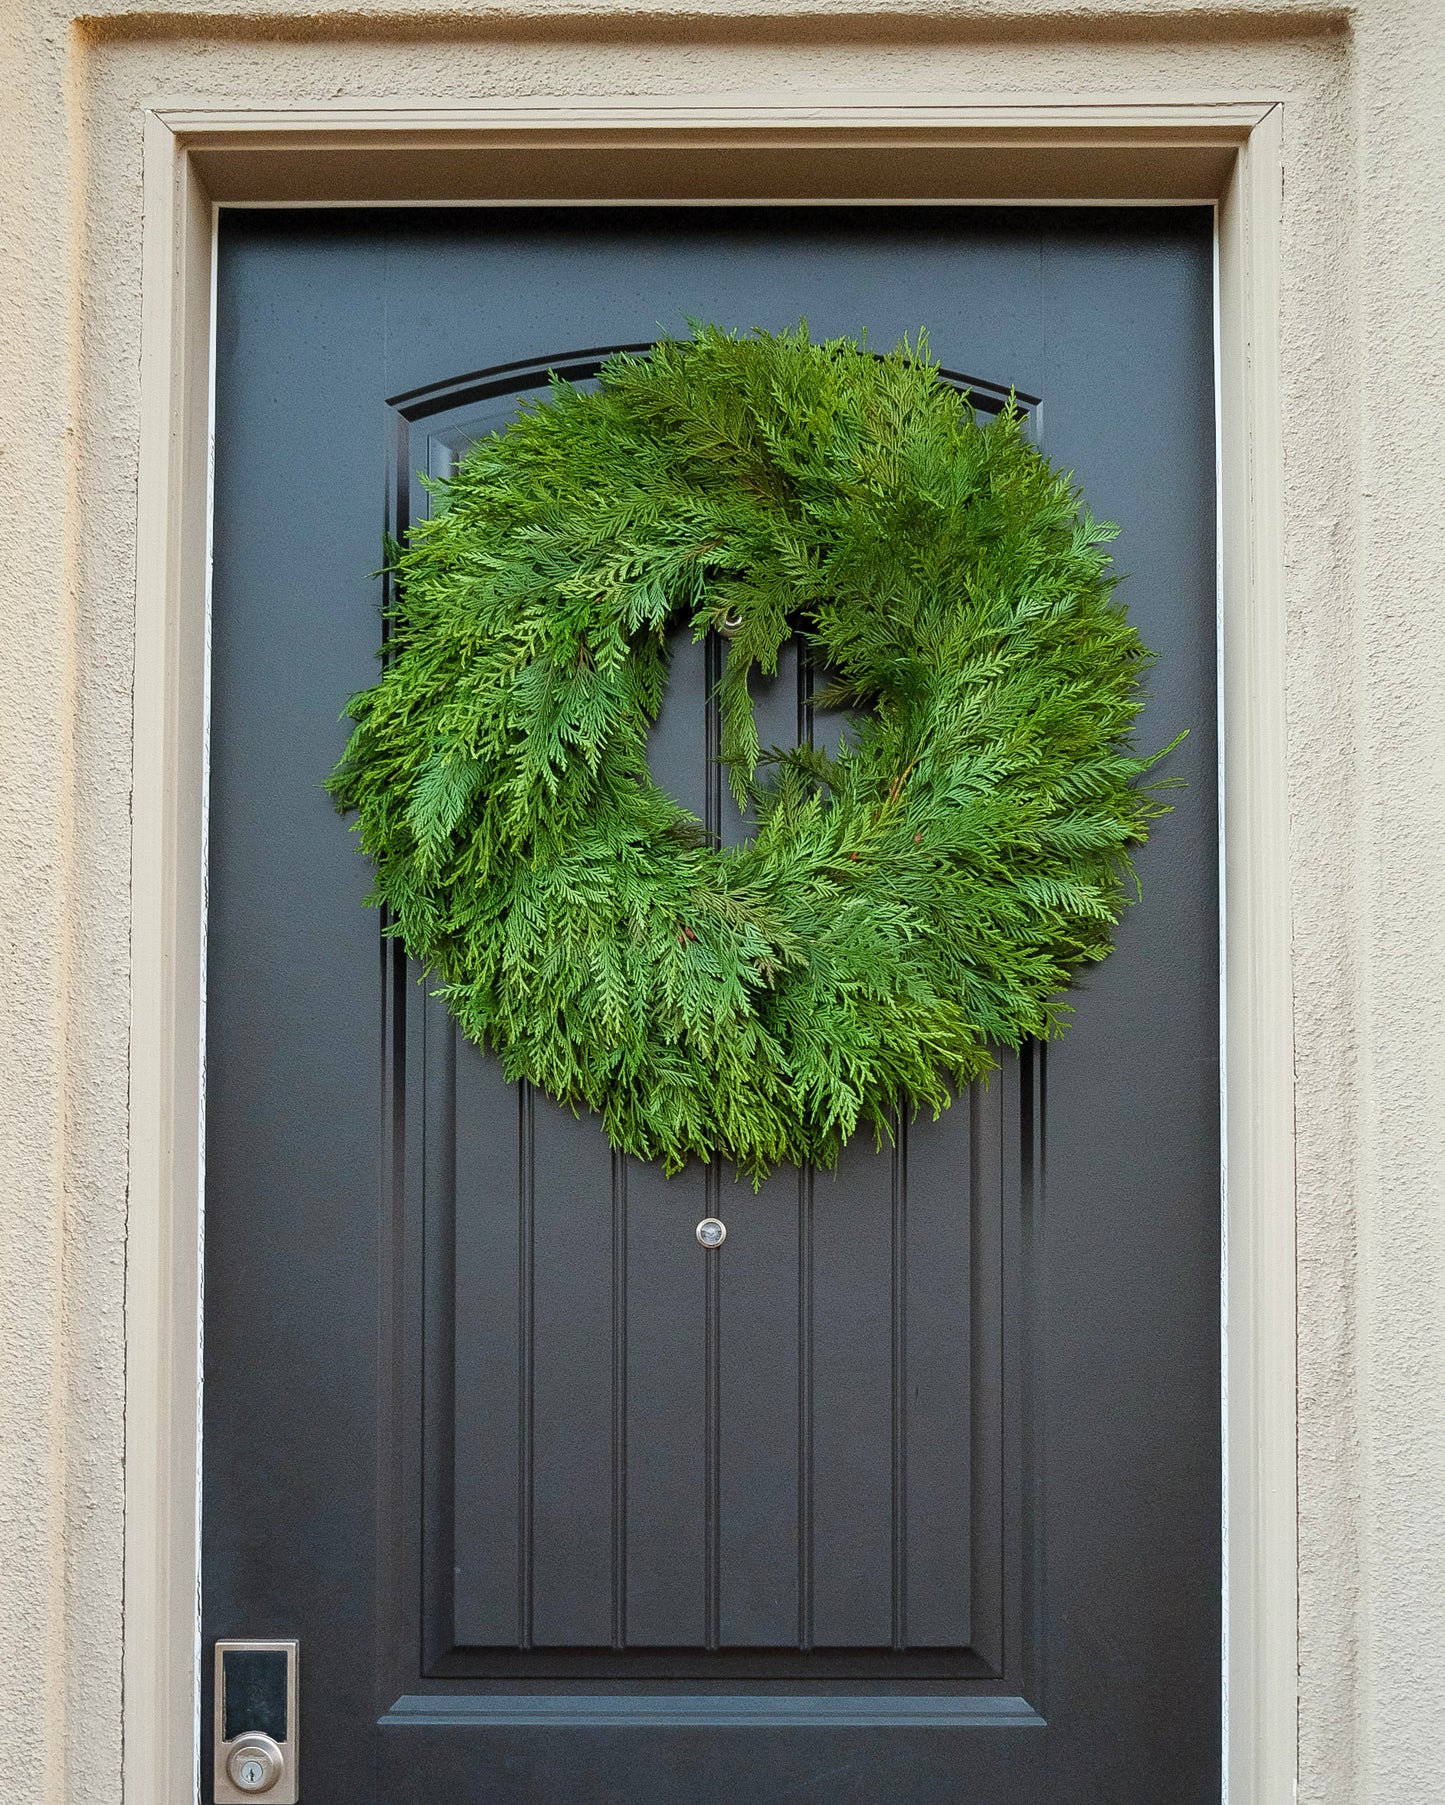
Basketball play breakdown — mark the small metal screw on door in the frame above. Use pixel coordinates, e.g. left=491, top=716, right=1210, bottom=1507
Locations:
left=696, top=1217, right=727, bottom=1248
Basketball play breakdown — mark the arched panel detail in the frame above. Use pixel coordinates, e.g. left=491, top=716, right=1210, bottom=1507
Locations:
left=387, top=344, right=1039, bottom=539
left=376, top=340, right=1039, bottom=1706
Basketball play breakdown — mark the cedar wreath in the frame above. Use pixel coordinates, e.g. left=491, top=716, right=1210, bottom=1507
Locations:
left=328, top=325, right=1178, bottom=1181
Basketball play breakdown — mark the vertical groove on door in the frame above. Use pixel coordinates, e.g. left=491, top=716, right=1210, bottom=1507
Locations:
left=901, top=1073, right=975, bottom=1651
left=703, top=616, right=725, bottom=1656
left=704, top=631, right=723, bottom=845
left=797, top=1165, right=815, bottom=1652
left=704, top=1160, right=722, bottom=1651
left=610, top=1149, right=629, bottom=1652
left=970, top=1076, right=1005, bottom=1673
left=891, top=1115, right=909, bottom=1652
left=517, top=1081, right=535, bottom=1649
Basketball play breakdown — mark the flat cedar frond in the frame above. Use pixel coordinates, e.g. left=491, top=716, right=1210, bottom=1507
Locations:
left=329, top=323, right=1182, bottom=1184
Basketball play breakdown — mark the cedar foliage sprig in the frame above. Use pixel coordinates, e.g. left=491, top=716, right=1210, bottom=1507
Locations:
left=329, top=324, right=1178, bottom=1181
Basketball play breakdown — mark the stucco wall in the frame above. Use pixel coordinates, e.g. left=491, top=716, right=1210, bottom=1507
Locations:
left=1, top=4, right=1442, bottom=1802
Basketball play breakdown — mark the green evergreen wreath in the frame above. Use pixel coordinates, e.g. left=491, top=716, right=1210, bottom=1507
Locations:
left=329, top=325, right=1177, bottom=1180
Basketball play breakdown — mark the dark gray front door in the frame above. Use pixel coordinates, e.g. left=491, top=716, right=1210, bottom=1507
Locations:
left=204, top=206, right=1219, bottom=1804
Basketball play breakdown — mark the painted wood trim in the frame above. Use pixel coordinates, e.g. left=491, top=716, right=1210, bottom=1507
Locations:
left=125, top=110, right=212, bottom=1805
left=1217, top=102, right=1297, bottom=1805
left=378, top=1693, right=1047, bottom=1729
left=123, top=95, right=1296, bottom=1805
left=155, top=95, right=1279, bottom=131
left=156, top=97, right=1279, bottom=207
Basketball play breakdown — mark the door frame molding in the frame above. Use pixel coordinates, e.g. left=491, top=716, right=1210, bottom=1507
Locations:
left=126, top=95, right=1292, bottom=1804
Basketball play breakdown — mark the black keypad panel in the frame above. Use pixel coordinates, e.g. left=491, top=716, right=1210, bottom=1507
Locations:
left=222, top=1648, right=288, bottom=1743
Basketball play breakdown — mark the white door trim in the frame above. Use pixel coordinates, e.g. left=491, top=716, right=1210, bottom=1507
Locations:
left=125, top=95, right=1293, bottom=1804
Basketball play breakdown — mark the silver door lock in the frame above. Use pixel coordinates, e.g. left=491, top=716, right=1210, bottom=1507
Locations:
left=696, top=1217, right=727, bottom=1248
left=214, top=1640, right=299, bottom=1803
left=228, top=1735, right=284, bottom=1793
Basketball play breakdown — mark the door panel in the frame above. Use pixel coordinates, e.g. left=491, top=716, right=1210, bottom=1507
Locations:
left=410, top=1015, right=1026, bottom=1679
left=206, top=206, right=1218, bottom=1804
left=392, top=358, right=1030, bottom=1696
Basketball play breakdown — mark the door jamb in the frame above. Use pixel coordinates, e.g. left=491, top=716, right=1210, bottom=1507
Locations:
left=126, top=95, right=1293, bottom=1805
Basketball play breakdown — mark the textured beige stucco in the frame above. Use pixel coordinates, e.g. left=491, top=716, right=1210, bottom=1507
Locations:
left=1, top=4, right=1443, bottom=1802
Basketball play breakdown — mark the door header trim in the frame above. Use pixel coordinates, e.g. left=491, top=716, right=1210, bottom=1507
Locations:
left=157, top=96, right=1274, bottom=206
